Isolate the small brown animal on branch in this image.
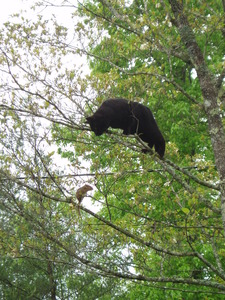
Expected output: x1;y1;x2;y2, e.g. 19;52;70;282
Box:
76;184;93;215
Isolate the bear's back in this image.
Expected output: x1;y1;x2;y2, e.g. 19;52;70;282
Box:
100;98;130;112
99;98;131;129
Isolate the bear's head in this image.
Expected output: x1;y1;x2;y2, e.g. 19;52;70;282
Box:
86;114;109;136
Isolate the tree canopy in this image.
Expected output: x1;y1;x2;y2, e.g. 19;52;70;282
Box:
0;0;225;298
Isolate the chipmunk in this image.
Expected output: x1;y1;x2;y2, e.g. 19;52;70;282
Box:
76;184;93;215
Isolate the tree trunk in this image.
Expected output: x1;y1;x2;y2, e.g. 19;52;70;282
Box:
47;261;56;300
169;0;225;232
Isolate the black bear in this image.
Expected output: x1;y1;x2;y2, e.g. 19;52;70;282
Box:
86;98;165;157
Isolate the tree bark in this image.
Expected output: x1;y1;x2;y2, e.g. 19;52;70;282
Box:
47;261;56;300
168;0;225;232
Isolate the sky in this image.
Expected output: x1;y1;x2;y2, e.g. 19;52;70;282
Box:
0;0;79;39
0;0;27;24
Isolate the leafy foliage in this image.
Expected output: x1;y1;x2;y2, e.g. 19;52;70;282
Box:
0;0;224;298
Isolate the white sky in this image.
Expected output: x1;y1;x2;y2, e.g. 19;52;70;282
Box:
0;0;72;23
0;0;27;24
